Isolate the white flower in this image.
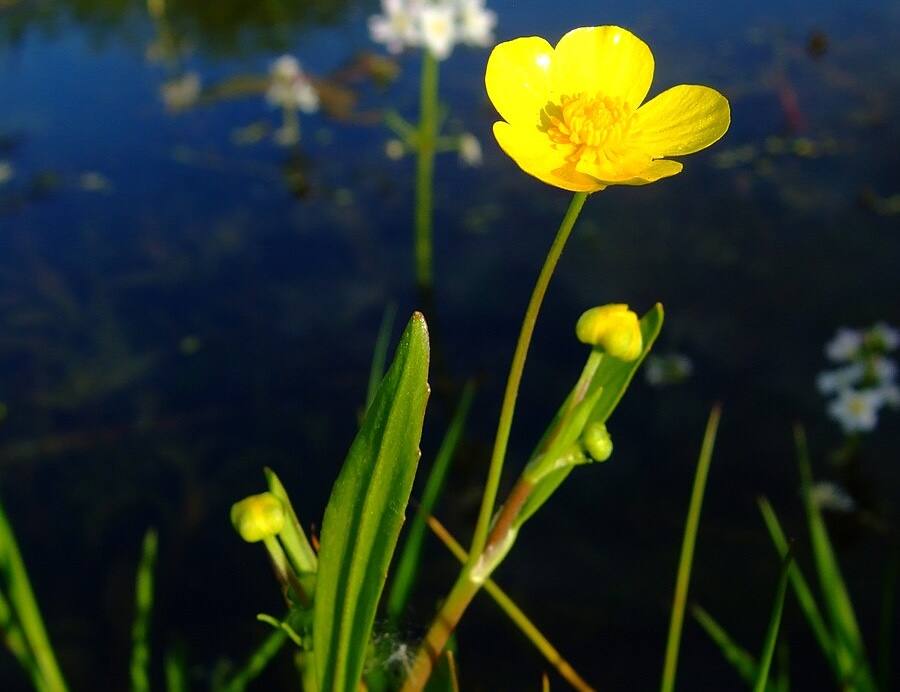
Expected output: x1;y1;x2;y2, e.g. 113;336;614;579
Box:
458;133;482;166
809;481;856;513
825;327;863;362
160;72;201;112
457;0;496;47
872;356;898;386
266;55;319;113
867;322;900;353
369;0;423;54
876;382;900;408
0;161;13;185
420;4;457;60
816;362;864;395
827;388;883;433
385;139;406;160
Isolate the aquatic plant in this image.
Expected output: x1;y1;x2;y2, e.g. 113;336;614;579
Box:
369;0;497;292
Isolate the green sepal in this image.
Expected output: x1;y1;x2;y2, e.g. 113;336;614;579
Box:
313;312;431;692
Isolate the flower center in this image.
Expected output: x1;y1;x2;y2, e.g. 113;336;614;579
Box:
545;93;637;165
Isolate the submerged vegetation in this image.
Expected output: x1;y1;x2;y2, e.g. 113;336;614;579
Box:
1;0;899;690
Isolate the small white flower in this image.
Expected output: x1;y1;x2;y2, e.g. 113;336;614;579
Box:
827;388;882;433
816;362;864;395
420;4;457;60
809;481;856;513
369;0;423;54
0;161;13;185
457;133;482;166
266;55;319;113
456;0;496;47
871;355;898;386
825;327;863;362
876;382;900;408
160;72;201;112
385;139;406;160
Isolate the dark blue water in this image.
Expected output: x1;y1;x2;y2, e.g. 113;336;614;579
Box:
2;0;899;689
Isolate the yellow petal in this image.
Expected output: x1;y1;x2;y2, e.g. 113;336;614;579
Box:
553;26;654;107
493;122;604;192
613;159;684;186
632;85;731;156
485;36;555;128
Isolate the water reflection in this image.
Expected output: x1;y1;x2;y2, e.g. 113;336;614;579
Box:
1;0;899;689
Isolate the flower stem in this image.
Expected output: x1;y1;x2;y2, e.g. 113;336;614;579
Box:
414;51;439;293
469;191;588;560
399;191;589;691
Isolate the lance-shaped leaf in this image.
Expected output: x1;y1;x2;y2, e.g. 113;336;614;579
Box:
314;312;430;692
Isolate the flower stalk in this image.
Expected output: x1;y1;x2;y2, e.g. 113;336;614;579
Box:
414;50;440;293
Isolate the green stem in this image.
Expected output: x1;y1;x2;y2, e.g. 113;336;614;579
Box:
400;191;589;692
414;51;439;293
468;191;588;561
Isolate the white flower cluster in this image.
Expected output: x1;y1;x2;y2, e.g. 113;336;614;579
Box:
369;0;497;61
816;322;900;434
266;55;319;113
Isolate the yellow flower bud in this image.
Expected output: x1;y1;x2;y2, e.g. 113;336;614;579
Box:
231;493;285;543
576;304;643;361
582;422;613;462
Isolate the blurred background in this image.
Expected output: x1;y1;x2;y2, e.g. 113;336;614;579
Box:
1;0;898;689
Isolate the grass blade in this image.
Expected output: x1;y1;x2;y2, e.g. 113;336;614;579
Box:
757;496;836;673
794;425;875;690
0;494;69;692
660;404;720;692
130;529;158;692
752;548;793;692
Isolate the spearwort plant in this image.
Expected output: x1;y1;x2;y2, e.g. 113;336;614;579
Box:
0;21;735;692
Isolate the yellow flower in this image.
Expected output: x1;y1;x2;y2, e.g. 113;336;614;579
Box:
576;303;643;361
485;26;731;192
231;492;286;543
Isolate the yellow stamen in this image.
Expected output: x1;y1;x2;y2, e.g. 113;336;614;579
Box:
545;93;637;166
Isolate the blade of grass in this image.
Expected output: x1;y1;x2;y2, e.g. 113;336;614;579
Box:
130;529;158;692
757;496;836;673
877;545;898;692
752;547;794;692
691;604;765;688
365;303;398;413
794;425;875;690
217;628;290;692
164;643;189;692
421;505;595;692
387;379;475;621
660;404;721;692
0;495;69;692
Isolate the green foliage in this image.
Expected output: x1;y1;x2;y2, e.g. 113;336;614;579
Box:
313;312;431;692
515;303;664;529
0;494;69;692
660;405;720;692
130;529;158;692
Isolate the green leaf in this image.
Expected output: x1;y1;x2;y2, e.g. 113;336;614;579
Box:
794;426;876;691
514;303;664;528
757;496;836;674
691;604;772;692
753;549;793;692
314;312;431;692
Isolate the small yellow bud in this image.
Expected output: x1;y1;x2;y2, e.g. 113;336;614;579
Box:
582;422;613;462
576;304;643;361
231;493;285;543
